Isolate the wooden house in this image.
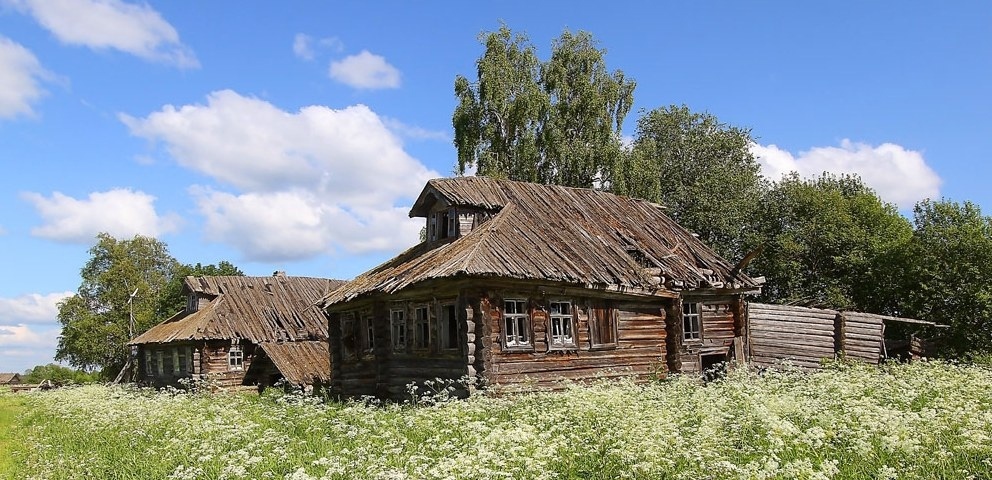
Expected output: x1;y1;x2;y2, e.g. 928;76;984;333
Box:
0;373;21;385
130;273;344;389
321;177;762;400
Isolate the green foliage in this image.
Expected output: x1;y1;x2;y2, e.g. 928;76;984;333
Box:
21;364;98;384
55;233;181;377
751;173;913;311
5;362;992;479
155;260;244;319
453;24;634;188
900;199;992;355
616;105;766;261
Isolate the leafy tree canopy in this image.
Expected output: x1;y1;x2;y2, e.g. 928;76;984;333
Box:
900;199;992;356
453;24;634;188
22;363;99;384
750;173;913;311
616;105;765;261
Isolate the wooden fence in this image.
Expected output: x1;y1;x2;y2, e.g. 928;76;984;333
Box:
747;304;913;369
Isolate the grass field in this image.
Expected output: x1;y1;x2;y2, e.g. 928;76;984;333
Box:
2;360;991;479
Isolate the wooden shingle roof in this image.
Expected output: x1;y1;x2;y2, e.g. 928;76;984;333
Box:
324;177;758;306
257;341;330;386
131;275;344;345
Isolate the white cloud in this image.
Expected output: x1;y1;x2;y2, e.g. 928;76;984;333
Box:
329;50;400;89
293;33;342;61
0;292;73;325
751;139;941;208
383;117;449;142
0;36;50;118
0;323;57;347
121;90;437;261
293;33;315;60
23;188;182;242
5;0;198;68
193;188;422;261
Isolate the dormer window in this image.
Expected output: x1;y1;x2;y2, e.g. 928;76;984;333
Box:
447;209;457;237
439;210;450;239
186;294;198;313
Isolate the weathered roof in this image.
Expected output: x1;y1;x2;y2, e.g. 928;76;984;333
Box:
131;275;344;345
325;177;758;306
0;373;21;384
257;341;330;386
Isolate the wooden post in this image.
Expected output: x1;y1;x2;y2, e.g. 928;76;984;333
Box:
834;312;847;359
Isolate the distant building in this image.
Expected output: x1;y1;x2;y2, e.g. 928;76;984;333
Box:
130;273;344;390
0;373;22;385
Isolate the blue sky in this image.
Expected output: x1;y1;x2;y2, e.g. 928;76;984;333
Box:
0;1;989;373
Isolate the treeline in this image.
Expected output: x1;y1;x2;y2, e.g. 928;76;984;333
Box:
453;25;992;357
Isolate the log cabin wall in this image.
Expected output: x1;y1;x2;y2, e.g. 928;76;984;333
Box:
200;340;255;388
477;288;670;393
328;297;469;400
136;342;197;387
674;295;744;375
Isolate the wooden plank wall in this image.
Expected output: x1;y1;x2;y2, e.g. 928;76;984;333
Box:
839;312;883;363
486;301;667;392
748;303;838;369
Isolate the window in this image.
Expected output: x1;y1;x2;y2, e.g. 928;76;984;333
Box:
440;304;459;350
156;350;164;376
173;348;189;375
439;211;450;239
229;344;244;371
682;302;702;341
503;299;531;349
340;313;356;359
447;209;457;237
428;216;437;242
590;305;618;348
549;301;576;349
414;306;430;349
186;294;198;313
391;309;406;353
145;350;153;375
363;316;375;354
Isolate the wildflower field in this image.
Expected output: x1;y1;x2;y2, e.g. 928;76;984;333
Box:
2;361;991;480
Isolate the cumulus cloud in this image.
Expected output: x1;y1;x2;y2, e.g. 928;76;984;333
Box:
329;50;400;89
0;292;73;325
751;139;941;208
121;90;437;261
5;0;198;68
0;323;58;347
23;188;182;242
0;36;51;119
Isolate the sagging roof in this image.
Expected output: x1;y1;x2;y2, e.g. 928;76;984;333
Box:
131;275;344;345
257;341;330;386
0;373;21;384
324;177;759;306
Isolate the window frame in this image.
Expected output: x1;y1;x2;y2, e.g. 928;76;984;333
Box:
156;350;165;376
682;301;702;343
439;303;459;351
548;300;577;350
362;315;376;355
502;299;533;351
390;309;407;353
186;294;198;313
413;305;430;350
590;305;619;350
144;350;154;376
228;344;244;371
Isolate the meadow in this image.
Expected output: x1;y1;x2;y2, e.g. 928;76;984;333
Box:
2;360;991;480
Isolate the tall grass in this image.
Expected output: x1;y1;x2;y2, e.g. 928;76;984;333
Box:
3;360;992;479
